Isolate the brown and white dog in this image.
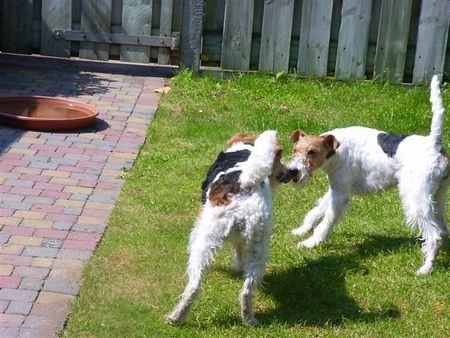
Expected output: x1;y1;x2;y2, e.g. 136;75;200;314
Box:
167;130;292;326
287;75;449;275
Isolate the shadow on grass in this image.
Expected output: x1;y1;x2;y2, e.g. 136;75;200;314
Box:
257;235;417;327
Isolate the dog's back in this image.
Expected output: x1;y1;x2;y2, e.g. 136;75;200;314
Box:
201;130;279;207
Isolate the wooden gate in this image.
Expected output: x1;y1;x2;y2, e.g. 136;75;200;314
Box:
0;0;182;65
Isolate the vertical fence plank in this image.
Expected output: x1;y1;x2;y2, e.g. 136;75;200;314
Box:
335;0;372;80
258;0;295;73
221;0;254;71
158;0;173;64
180;0;204;72
297;0;334;77
41;0;71;57
1;0;33;53
412;0;450;84
79;0;112;61
373;0;413;83
120;0;152;63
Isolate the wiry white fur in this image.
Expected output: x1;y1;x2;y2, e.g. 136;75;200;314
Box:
430;75;444;144
240;130;277;188
289;76;449;275
167;130;279;326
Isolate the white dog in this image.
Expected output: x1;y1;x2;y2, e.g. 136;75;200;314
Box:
167;130;291;326
287;75;449;275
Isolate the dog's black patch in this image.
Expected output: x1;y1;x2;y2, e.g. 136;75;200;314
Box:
377;133;408;158
201;149;251;204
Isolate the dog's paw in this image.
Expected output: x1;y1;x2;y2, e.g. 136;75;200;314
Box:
166;311;185;325
242;316;259;327
416;264;433;276
292;226;310;236
297;237;321;248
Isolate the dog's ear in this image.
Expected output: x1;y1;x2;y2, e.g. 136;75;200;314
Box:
290;129;306;143
322;134;340;159
322;134;340;150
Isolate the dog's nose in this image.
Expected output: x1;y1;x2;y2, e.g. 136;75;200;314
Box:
277;168;300;183
289;168;299;175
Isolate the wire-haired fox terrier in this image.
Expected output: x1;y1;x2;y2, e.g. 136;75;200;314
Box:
287;75;449;275
167;130;292;326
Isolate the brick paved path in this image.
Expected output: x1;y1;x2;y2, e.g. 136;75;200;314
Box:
0;56;167;337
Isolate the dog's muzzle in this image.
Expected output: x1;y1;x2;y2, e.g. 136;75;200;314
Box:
276;168;300;183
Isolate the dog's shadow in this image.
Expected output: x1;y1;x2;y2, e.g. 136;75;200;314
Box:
209;234;450;328
256;235;417;327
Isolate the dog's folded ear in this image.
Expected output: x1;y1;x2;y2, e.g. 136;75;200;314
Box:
322;134;340;150
322;134;340;159
290;129;306;143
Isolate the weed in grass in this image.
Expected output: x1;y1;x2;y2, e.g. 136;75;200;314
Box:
63;71;449;337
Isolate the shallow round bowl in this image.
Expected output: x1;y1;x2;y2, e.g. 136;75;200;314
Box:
0;96;99;131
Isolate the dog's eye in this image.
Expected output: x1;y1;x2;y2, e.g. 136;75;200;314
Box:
307;150;316;156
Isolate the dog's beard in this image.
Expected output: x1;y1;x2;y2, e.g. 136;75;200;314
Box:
287;160;310;189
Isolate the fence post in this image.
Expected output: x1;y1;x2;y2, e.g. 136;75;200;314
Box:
180;0;205;73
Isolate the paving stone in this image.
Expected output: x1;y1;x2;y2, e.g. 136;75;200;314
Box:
0;276;22;289
0;264;14;276
43;277;79;296
6;301;33;315
19;277;44;291
0;313;24;328
22;246;59;258
0;289;38;302
0;327;20;337
72;223;106;234
52;222;74;231
0;255;33;267
41;239;62;249
9;236;43;247
0;233;11;244
57;248;92;261
1;226;34;236
31;258;53;269
0;244;24;255
0;300;9;312
33;229;67;240
13;267;50;279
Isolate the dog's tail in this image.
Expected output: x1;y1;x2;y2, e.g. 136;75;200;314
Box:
239;130;278;188
429;75;445;145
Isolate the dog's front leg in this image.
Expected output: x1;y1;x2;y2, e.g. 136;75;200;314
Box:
298;190;349;248
292;189;332;236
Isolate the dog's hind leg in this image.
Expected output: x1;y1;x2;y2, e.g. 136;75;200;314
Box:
239;219;271;326
167;215;229;324
292;189;332;236
435;177;449;235
399;176;447;275
298;189;350;248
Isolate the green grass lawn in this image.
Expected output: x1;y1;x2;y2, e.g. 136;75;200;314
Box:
63;72;450;337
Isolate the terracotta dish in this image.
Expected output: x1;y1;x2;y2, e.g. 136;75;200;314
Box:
0;96;98;131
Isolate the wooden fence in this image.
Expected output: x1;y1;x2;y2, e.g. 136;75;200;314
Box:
202;0;450;84
0;0;449;84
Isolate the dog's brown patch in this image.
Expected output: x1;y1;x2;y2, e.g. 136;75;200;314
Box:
290;129;340;174
209;171;241;206
227;133;257;146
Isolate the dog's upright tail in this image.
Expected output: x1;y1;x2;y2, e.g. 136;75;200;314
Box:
429;75;445;145
239;130;278;188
